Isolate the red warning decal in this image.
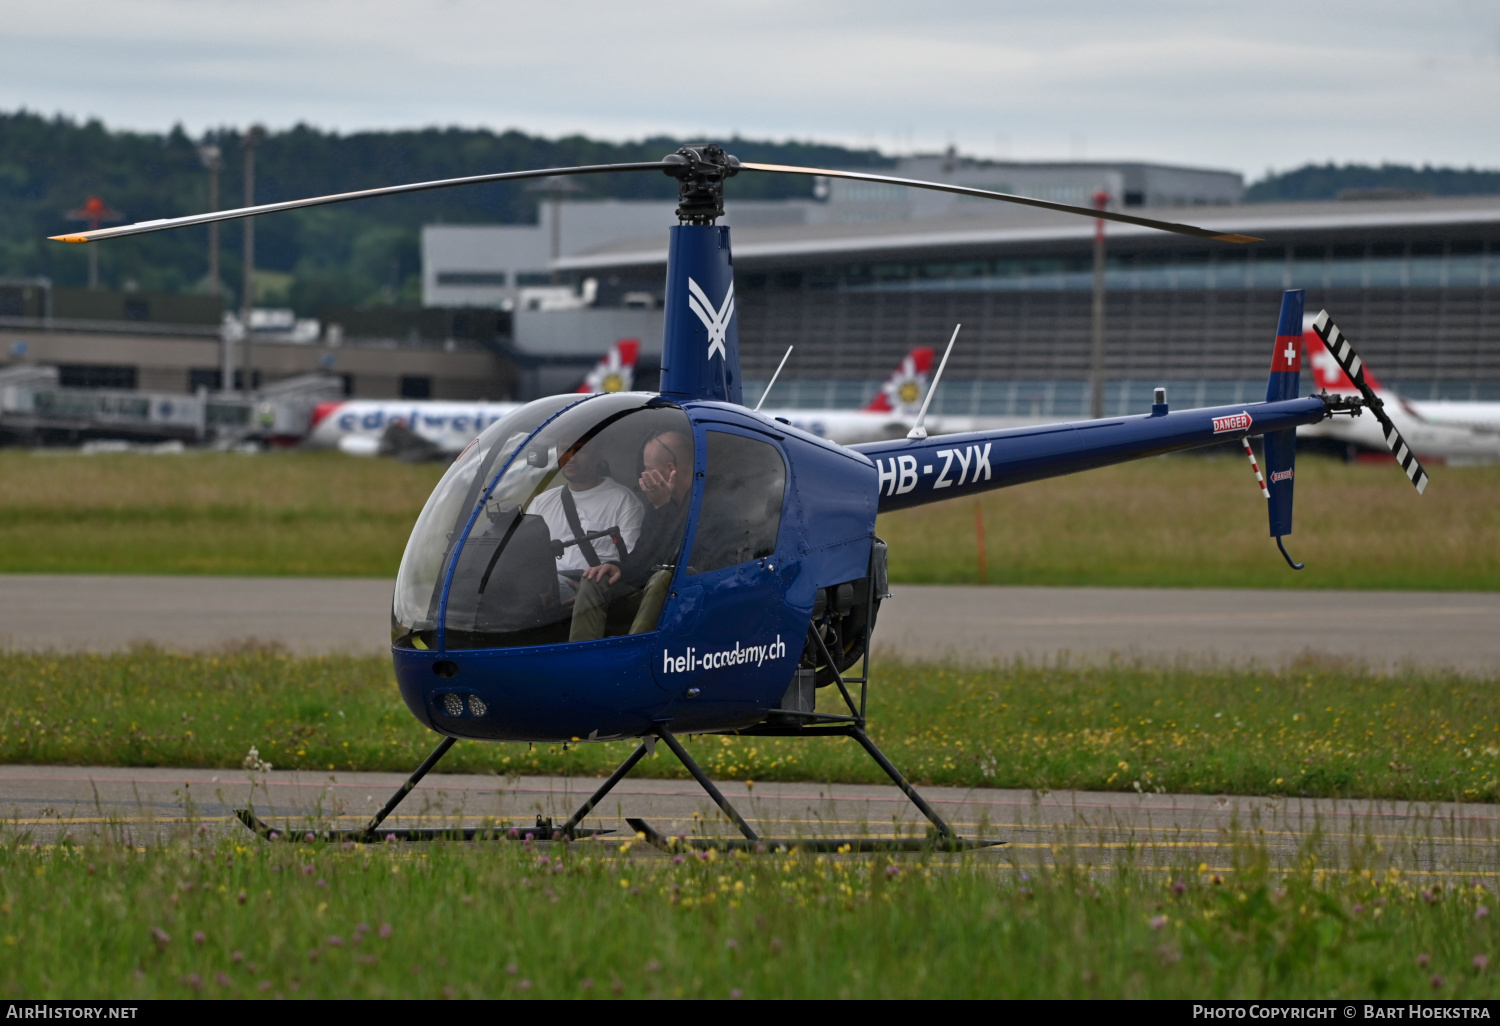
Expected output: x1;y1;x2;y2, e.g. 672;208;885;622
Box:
1269;468;1293;483
1212;411;1254;434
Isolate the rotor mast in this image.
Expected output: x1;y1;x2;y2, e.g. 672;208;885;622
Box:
658;145;745;405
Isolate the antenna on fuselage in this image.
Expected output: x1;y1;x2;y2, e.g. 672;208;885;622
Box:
906;324;960;440
753;345;794;412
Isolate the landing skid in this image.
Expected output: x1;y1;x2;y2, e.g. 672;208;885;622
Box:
233;720;992;849
233;808;612;844
626;818;997;853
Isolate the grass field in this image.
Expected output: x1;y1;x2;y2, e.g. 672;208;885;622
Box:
881;454;1500;590
3;823;1497;998
0;448;1494;588
5;650;1498;803
0;450;442;577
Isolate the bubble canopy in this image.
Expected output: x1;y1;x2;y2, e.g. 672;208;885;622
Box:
392;392;694;652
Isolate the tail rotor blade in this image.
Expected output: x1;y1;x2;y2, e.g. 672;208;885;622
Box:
1310;310;1430;494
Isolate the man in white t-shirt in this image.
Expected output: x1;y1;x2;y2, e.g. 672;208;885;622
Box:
528;440;644;604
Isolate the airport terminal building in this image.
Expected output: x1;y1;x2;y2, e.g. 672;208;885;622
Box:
553;193;1500;416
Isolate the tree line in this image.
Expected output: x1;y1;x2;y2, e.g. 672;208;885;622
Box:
3;109;1495;314
0;111;887;313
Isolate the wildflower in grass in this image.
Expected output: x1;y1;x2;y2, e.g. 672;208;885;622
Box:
517;979;532;991
726;938;739;950
192;930;205;945
1149;915;1168;930
645;959;662;973
1478;906;1490;920
232;951;244;964
1418;953;1431;967
236;890;246;904
151;927;170;949
302;865;314;876
730;988;743;999
1431;975;1444;990
579;977;593;990
215;972;232;988
1476;955;1491;971
506;963;518;975
328;935;344;947
378;923;392;939
1171;880;1186;896
182;973;201;990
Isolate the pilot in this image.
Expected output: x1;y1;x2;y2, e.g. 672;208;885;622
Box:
529;438;643;604
569;429;692;641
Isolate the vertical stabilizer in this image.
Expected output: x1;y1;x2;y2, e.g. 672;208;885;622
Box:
865;348;936;416
1264;289;1304;543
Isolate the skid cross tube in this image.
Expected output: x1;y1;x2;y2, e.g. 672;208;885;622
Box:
556;738;653;838
362;735;456;837
656;726;759;840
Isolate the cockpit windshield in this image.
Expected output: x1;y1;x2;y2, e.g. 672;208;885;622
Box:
392;393;693;651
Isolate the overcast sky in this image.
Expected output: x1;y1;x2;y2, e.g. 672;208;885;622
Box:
3;0;1497;179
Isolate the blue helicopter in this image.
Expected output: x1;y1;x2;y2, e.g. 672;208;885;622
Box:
54;146;1425;850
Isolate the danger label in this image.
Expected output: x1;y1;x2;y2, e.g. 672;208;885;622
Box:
1212;411;1253;434
1269;469;1293;483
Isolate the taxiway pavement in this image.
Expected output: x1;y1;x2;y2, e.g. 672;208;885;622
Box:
5;764;1496;875
0;574;1495;672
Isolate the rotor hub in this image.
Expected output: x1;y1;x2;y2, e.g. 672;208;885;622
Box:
662;145;741;225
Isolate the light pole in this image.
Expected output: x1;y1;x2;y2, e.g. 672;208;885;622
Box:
1088;189;1109;420
198;144;222;294
240;125;265;397
66;197;121;291
526;177;582;285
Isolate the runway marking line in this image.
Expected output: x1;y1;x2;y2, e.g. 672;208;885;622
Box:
11;814;1498;851
10;840;1500;880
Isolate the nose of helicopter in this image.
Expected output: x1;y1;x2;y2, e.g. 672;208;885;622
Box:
392;637;676;743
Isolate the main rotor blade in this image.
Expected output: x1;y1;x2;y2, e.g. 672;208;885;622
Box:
50;161;676;243
739;163;1263;244
1310;309;1429;494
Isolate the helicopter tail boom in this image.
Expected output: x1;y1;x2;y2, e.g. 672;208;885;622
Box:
852;394;1329;514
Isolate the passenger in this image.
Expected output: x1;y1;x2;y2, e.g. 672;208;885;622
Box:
529;439;643;605
569;429;693;641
